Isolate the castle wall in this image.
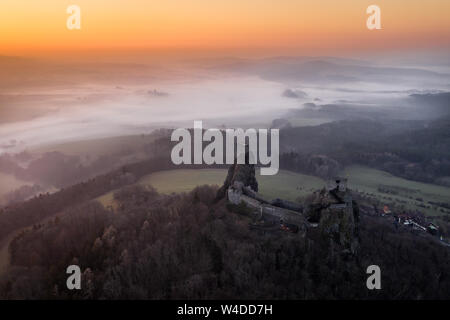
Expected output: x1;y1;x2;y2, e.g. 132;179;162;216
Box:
228;188;306;226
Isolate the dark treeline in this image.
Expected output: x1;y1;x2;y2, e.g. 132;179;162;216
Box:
280;117;450;185
0;150;229;244
143;118;450;186
0;157;175;243
0;150;125;189
1;115;448;202
0;130;172;200
0;185;448;299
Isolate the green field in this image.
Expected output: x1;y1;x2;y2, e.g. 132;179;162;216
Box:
139;169;325;202
138;169;226;194
97;166;450;217
97;169;326;207
341;166;450;216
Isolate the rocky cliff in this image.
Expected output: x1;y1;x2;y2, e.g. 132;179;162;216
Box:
217;161;360;257
216;161;258;201
304;185;360;257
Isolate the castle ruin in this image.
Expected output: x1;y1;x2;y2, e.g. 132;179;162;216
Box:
216;161;360;255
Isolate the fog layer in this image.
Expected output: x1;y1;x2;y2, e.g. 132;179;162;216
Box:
1;54;449;153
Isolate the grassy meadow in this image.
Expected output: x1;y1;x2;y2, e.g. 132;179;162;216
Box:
97;166;450;217
97;169;326;207
341;166;450;216
139;169;325;201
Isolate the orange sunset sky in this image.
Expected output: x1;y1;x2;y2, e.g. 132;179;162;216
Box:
0;0;449;56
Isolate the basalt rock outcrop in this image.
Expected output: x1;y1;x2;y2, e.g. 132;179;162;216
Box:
215;160;258;201
304;178;360;257
217;161;360;256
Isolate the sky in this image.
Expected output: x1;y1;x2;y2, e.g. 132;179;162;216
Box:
0;0;449;155
1;0;450;56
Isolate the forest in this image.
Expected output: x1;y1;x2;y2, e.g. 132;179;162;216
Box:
0;184;448;299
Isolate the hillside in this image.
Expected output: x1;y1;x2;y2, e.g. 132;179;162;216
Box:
1;184;449;299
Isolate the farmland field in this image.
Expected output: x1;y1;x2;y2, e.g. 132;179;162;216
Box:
97;169;326;207
98;166;450;217
138;169;325;202
341;165;450;216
